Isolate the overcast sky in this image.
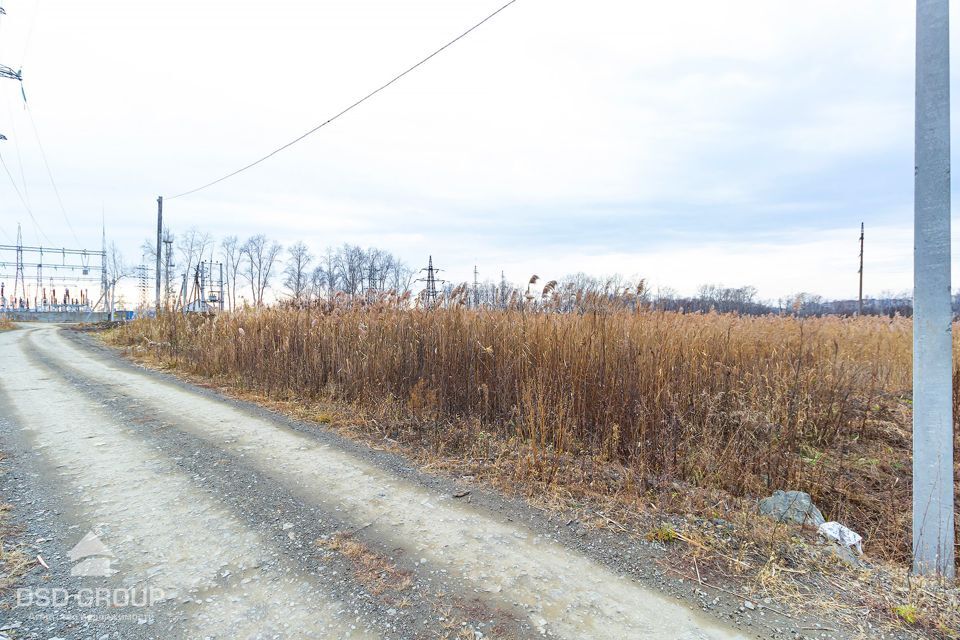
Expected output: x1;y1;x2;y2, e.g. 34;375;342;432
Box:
0;0;954;300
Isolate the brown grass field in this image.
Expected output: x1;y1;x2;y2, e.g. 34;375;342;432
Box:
106;306;960;635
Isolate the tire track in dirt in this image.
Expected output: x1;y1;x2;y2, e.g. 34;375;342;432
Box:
0;326;381;639
33;325;749;640
20;327;528;639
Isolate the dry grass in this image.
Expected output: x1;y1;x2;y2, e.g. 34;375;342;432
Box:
0;317;16;332
106;306;960;636
0;530;32;593
317;532;412;596
106;307;956;563
0;453;34;596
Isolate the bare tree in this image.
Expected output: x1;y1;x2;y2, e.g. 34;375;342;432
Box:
306;244;412;300
140;238;156;264
177;227;212;305
283;241;314;304
316;247;341;297
220;235;243;311
340;244;365;297
106;242;132;319
389;262;416;296
241;234;282;306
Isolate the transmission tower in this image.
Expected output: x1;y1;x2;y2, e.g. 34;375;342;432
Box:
12;224;25;304
200;259;224;310
34;260;41;307
473;265;480;308
417;256;445;309
137;263;148;308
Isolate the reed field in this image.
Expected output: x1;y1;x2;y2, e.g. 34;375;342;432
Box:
107;306;959;573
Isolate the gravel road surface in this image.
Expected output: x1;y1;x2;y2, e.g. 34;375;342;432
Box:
0;324;752;640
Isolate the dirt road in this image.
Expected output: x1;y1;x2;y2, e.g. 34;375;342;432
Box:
0;324;751;639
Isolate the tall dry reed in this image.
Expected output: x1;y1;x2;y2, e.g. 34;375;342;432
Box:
108;307;957;566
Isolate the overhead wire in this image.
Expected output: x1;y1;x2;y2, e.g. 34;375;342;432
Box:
2;0;34;235
0;147;51;245
5;99;31;208
0;1;80;247
167;0;520;200
26;105;81;245
0;3;11;245
2;123;46;245
17;0;37;70
2;74;46;244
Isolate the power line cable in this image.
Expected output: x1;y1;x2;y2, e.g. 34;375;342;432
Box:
0;147;51;244
26;105;81;245
18;0;38;70
1;3;79;247
5;99;32;211
167;0;519;200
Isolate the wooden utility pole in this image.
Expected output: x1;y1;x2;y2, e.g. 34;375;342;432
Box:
913;0;955;579
155;196;162;313
858;222;864;316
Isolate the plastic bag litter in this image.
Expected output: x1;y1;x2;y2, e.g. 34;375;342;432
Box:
818;521;863;555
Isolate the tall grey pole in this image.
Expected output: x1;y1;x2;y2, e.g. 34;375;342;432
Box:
155;196;163;314
913;0;955;579
163;238;173;309
858;222;864;316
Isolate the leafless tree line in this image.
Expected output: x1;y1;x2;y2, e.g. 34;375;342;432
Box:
135;230;921;317
142;229;414;310
432;272;921;318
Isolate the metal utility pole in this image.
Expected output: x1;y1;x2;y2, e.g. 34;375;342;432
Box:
473;265;480;308
155;196;162;313
102;221;113;320
199;261;205;306
163;235;173;309
858;222;864;316
181;272;187;314
913;0;955;579
500;270;507;309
